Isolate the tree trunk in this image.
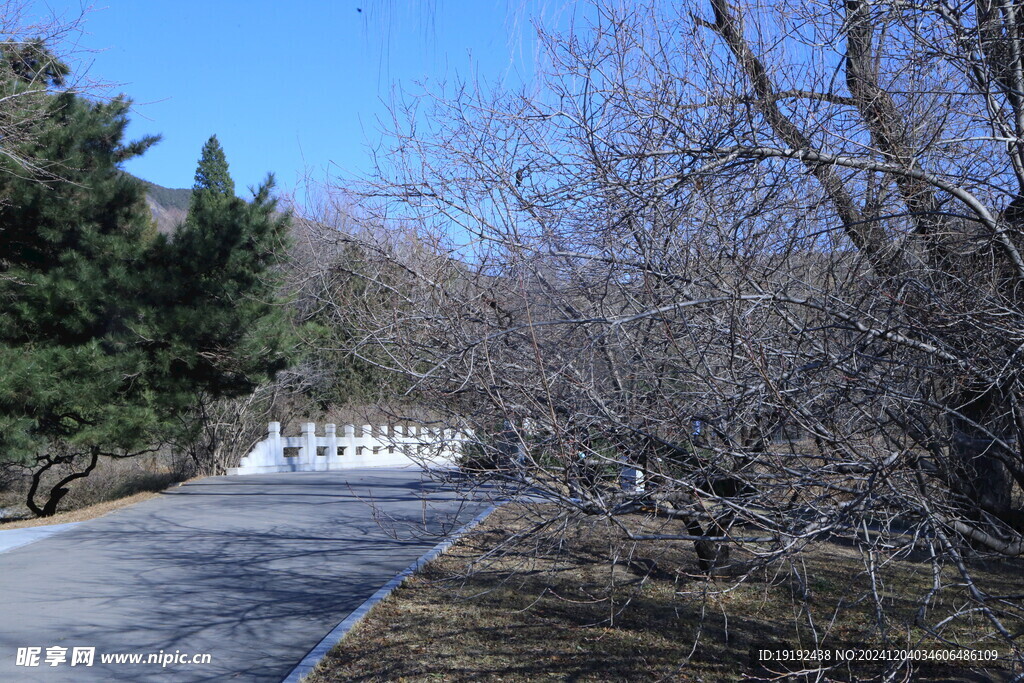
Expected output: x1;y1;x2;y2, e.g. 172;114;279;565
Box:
687;519;731;575
947;389;1021;533
27;448;100;518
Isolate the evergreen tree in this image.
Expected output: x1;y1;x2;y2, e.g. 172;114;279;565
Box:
0;58;294;511
0;38;69;88
152;137;294;473
0;45;164;516
191;134;234;198
298;240;410;410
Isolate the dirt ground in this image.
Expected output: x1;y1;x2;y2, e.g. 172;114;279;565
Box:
304;503;1022;682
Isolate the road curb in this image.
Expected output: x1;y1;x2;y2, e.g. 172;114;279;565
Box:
282;503;499;683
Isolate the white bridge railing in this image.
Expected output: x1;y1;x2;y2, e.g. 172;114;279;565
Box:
226;422;472;475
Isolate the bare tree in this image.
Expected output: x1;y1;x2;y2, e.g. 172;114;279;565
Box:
176;368;319;477
0;1;92;182
315;0;1024;670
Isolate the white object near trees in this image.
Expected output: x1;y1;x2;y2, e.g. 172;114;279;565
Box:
619;466;645;493
226;422;471;475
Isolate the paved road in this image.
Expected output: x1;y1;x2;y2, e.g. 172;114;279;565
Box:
0;469;486;682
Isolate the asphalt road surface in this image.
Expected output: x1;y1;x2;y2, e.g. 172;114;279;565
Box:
0;468;486;682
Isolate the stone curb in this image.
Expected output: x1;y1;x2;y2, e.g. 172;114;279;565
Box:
282;503;499;683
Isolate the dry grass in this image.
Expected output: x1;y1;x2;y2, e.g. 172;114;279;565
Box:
0;450;188;522
305;504;1023;682
0;490;165;529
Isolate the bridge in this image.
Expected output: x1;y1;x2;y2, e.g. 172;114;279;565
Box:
227;422;472;475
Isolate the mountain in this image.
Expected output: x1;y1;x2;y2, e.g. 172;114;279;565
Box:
140;178;295;236
139;179;191;235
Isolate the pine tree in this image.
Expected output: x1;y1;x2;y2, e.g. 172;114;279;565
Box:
0;48;296;510
0;42;300;510
151;138;294;473
0;45;165;516
0;38;70;87
191;134;234;199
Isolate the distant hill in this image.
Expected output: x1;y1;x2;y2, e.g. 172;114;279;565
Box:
139;179;191;235
139;177;294;237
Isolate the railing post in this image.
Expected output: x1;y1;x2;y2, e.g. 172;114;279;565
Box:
343;424;356;458
269;422;282;466
361;425;372;457
393;425;405;457
325;423;337;469
301;422;317;468
408;425;419;456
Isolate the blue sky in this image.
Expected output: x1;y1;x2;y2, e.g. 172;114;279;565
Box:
33;1;550;200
